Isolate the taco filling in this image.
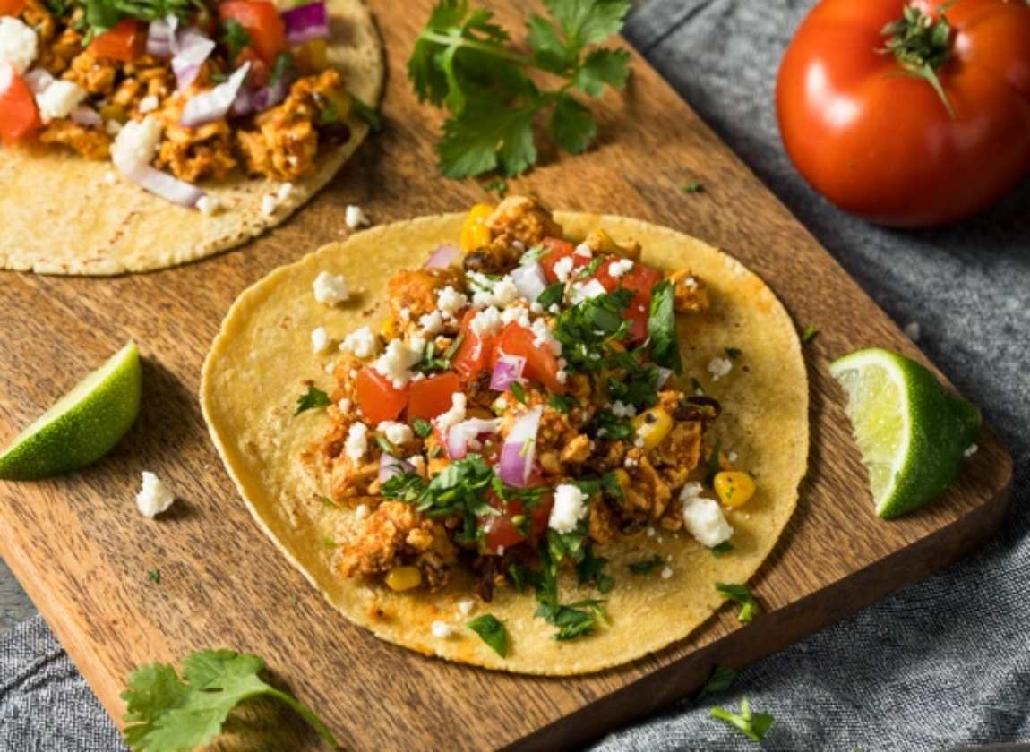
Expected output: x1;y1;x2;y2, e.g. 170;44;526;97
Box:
309;197;756;641
0;0;358;210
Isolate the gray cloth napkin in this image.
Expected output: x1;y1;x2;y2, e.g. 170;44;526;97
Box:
2;1;1028;750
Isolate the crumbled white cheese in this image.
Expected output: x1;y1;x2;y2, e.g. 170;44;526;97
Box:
707;356;733;381
610;401;636;418
904;321;922;341
530;318;561;355
277;183;294;203
354;503;368;520
111;116;162;170
196;195;220;216
418;310;444;336
105;119;122;135
436;286;468;318
0;18;38;74
500;305;531;329
260;194;278;217
377;421;413;446
552;256;575;283
138;95;159;114
345;422;368;461
457;599;474;616
103;170;117;185
431;620;453;639
311;326;331;354
345;204;370;228
372;336;424;388
549;483;589;533
471;274;520;309
964;443;978;458
680;482;733;547
313;271;349;306
35;80;87;123
569;278;607;305
135;471;177;519
435;392;467;434
660;566;674;579
470;306;503;339
574;243;592;258
338;398;351;413
608;258;634;278
339;325;376;359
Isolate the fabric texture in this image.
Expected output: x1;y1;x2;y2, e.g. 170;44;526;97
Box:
0;0;1027;749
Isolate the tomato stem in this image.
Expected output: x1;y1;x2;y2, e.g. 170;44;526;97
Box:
881;4;956;118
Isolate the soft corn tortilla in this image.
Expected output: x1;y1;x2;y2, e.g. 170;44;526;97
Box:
0;0;382;276
200;211;809;674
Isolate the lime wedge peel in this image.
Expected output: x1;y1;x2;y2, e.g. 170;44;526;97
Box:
829;347;981;519
0;341;142;480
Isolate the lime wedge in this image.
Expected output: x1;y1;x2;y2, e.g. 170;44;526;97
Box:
0;341;142;480
829;348;980;519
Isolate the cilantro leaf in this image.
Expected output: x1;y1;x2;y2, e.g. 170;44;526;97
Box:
438;97;539;178
467;613;509;656
412;418;433;438
716;582;760;623
699;665;737;698
576;545;614;593
146;568;160;584
683;181;705;194
295;385;332;415
550;93;597;155
527;14;572;74
711;541;735;557
628;555;664;575
710;697;774;742
574;47;631;96
545;0;631;46
122;650;336;752
801;325;819;344
221;19;251;63
537;281;565;308
592;409;633;440
348;94;384;132
648;279;682;373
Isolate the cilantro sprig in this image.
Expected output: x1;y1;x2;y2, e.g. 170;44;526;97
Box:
121;650;337;752
467;613;509;657
295;385;332;415
716;582;760;623
408;0;632;178
710;697;774;742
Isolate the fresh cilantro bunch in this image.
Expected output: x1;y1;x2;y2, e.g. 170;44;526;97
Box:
408;0;632;178
121;650;337;752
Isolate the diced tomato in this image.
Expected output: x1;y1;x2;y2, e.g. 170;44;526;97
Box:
451;310;496;383
219;1;286;64
482;490;553;553
594;259;664;342
354;367;409;424
88;19;143;62
0;64;39;146
538;237;592;283
407;371;460;421
493;323;564;394
0;0;26;14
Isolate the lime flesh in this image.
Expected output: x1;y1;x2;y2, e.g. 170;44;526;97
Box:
829;348;980;519
0;341;142;480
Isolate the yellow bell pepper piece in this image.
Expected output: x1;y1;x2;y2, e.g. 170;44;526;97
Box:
293;39;329;74
385;566;422;592
714;471;756;508
460;203;494;252
631;407;674;451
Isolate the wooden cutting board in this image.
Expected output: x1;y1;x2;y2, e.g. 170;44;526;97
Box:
0;1;1012;749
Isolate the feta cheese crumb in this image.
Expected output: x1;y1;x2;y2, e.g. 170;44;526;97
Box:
312;271;349;305
377;421;413;446
418;310;444;336
549;483;589;533
138;94;159;114
610;401;636;418
0;18;39;74
435;392;467;434
135;471;177;519
470;306;503;339
904;321;922;341
608;258;634;278
680;482;734;547
552;256;575;283
345;204;370;228
260;194;278;217
707;356;733;381
569;278;607;305
431;620;453;639
277;183;294;203
35;80;87;123
660;566;674;579
338;398;351;413
964;443;978;458
111;116;162;171
345;422;368;461
372;336;424;388
311;326;331;354
436;286;468;317
354;503;368;520
574;243;592;258
196;195;220;216
340;325;376;358
457;599;475;616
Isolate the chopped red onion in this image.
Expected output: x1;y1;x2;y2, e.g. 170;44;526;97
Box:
490;354;526;392
117;160;205;208
498;407;541;487
171;28;215;91
70;106;102;126
146;17;177;58
424;243;460;269
510;262;548;303
378;453;414;483
446;418;500;459
181;63;250;127
283;1;330;46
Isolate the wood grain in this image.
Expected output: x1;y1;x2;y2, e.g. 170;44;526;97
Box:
0;1;1012;749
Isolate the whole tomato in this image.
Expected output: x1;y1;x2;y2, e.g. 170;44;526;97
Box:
776;0;1030;227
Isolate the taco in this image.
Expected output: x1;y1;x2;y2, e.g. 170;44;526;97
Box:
201;196;809;674
0;0;382;275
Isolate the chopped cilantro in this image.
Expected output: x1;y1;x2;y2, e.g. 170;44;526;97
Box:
704;441;722;485
121;650;337;752
373;434;398;457
628;555;664;575
648;279;682;373
380;472;428;502
412;418;433;438
146;568;160;584
802;325;819;344
699;665;737;698
716;583;760;623
683;181;705;194
221;18;251;63
348;94;384;132
549;394;576;413
520;245;547;265
295;385;332;415
710;697;773;742
536;281;564;308
576;546;614;593
408;0;631;178
574;255;603;280
467;614;509;657
269;53;293;90
413;336;464;374
592;409;633;440
724;346;742;360
553;288;633;371
318;99;340;125
539;598;607;640
509;380;527;404
711;541;734;557
483;177;510;197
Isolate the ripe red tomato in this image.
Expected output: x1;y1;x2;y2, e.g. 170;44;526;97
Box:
354;367;409;424
407;371;460;421
0;64;40;146
493;322;565;394
88;19;143;62
0;0;26;14
219;1;286;65
539;237;591;283
451;310;495;383
776;0;1030;227
482;491;553;553
594;259;663;342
